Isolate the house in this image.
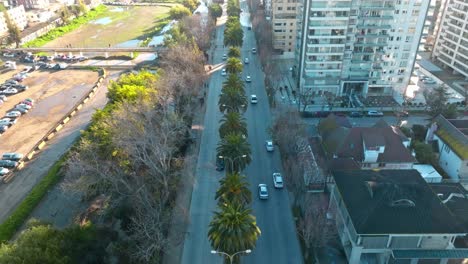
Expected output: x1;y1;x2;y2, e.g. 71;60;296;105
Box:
425;115;468;184
319;115;416;170
329;170;468;264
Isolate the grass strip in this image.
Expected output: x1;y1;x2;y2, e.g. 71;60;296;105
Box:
0;157;66;242
23;5;108;47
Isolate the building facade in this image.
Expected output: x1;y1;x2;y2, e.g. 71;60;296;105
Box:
0;5;27;36
7;0;50;10
420;0;448;52
295;0;430;99
432;0;468;78
271;0;300;57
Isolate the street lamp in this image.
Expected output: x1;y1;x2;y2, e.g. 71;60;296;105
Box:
211;249;252;264
219;154;247;172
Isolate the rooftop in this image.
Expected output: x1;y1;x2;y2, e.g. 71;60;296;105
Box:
434;115;468;160
429;183;468;228
333;170;466;235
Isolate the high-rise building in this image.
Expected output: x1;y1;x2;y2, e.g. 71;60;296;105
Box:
432;0;468;78
420;0;448;52
271;0;300;57
295;0;430;99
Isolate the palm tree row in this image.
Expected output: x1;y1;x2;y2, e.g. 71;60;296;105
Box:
208;15;260;263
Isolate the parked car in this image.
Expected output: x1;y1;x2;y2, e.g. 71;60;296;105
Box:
258;184;269;200
0;120;14;127
244;58;249;64
2;88;18;94
0;125;8;133
0;118;16;125
250;94;258;104
24;98;34;104
14;106;28;114
21;100;33;106
0;167;9;175
272;173;284;188
16;103;31;110
0;95;6;101
2;153;23;161
367;110;384;117
245;76;252;82
349;111;363;117
0;160;18;168
15;85;28;92
3;53;14;58
5;80;18;85
5;111;21;118
265;140;274;152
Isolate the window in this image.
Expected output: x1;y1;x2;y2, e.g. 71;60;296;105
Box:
406;36;412;42
379;163;386;167
277;7;282;10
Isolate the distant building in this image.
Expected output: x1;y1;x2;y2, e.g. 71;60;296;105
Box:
7;0;49;10
0;5;27;36
420;0;448;52
426;115;468;184
295;0;430;99
432;0;468;78
319;115;416;170
271;0;299;57
329;169;468;264
26;9;53;23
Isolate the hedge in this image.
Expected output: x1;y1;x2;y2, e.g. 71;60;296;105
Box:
0;157;66;242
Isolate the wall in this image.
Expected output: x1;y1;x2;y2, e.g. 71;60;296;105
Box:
420;235;451;249
434;134;463;181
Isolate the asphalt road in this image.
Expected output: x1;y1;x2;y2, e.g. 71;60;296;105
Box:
181;2;303;263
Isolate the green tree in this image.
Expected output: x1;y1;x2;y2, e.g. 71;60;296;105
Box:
413;141;436;164
216;172;252;205
219;112;248;139
228;46;241;58
424;85;457;118
182;0;198;12
219;86;247;113
169;5;191;20
217;133;252;172
3;11;21;48
208;202;260;263
224;21;243;47
412;124;427;142
226;0;240;16
226;57;243;74
164;25;194;47
222;74;245;92
107;71;157;103
208;3;222;21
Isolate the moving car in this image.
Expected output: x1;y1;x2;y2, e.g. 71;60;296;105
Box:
0;160;18;168
215;156;225;171
395;110;409;117
222;54;227;60
250;94;258;104
245;76;251;82
221;68;227;76
272;173;284;188
2;153;23;161
265;140;274;152
244;58;249;64
0;167;9;175
252;48;257;54
349;111;363;118
366;110;384;117
258;184;269;200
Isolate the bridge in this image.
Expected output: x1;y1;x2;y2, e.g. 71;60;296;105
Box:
13;47;160;53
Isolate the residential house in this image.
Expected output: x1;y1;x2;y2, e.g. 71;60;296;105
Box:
319;115;416;170
426;115;468;185
329;169;468;264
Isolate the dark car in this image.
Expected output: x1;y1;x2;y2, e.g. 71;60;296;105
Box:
215;157;225;171
349;111;364;117
0;160;18;168
395;111;409;117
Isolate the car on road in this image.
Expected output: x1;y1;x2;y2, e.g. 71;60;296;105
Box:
272;173;284;188
250;94;258;104
252;48;257;54
222;54;227;60
5;111;21;118
215;156;225;171
244;58;249;64
221;68;227;76
0;167;9;175
265;140;274;152
349;111;363;117
245;75;251;82
2;153;23;161
366;110;384;117
0;160;18;168
395;110;409;117
2;88;18;94
258;184;269;200
422;78;436;84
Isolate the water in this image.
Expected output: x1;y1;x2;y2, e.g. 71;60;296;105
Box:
110;7;124;12
115;39;141;48
147;20;177;47
91;17;112;25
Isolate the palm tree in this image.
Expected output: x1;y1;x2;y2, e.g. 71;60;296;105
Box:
228;46;241;58
223;74;245;94
217;133;251;172
226;57;243;74
208;202;260;263
216;172;252;205
219;112;248;139
219;86;247;113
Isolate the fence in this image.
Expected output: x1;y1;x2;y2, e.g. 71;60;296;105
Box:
2;68;107;183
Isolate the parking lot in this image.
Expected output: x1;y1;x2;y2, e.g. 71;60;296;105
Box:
0;63;99;158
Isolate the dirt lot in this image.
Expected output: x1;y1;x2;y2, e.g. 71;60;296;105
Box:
0;65;99;156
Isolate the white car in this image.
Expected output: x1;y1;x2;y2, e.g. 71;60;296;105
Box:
0;120;14;127
221;68;227;76
265;140;274;152
245;76;252;82
0;118;16;124
0;167;9;175
422;78;436;84
16;103;31;110
244;58;249;64
272;173;284;188
2;88;18;94
222;54;227;60
5;111;21;118
250;94;258;104
258;184;269;200
366;110;384;117
14;106;28;114
3;53;14;58
252;48;257;54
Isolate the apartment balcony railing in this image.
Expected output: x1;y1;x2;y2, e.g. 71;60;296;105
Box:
356;24;391;29
359;15;393;20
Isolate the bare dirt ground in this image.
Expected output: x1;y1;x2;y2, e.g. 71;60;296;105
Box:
0;66;98;156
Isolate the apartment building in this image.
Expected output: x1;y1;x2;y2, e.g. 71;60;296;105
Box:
329;170;468;264
0;5;27;36
271;0;300;57
420;0;448;52
432;0;468;78
295;0;430;99
7;0;50;10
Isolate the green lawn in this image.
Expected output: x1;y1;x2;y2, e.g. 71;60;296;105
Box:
43;5;175;48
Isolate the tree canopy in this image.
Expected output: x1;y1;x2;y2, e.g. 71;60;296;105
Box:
424;85;458;118
169;5;191;20
208;4;222;20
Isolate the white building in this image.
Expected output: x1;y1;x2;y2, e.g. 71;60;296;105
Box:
295;0;430;99
0;5;27;36
7;0;50;10
271;0;300;57
420;0;448;52
26;9;53;23
426;115;468;185
432;0;468;78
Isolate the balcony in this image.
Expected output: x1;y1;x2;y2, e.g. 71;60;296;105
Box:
356;24;391;30
359;15;393;20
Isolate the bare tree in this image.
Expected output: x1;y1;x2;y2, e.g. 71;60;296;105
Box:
283;157;306;207
271;109;307;157
299;89;315;112
180;14;215;52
